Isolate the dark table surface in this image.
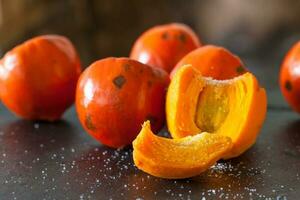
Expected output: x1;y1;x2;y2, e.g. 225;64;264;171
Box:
1;45;300;200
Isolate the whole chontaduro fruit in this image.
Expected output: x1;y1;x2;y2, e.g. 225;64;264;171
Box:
0;35;81;121
76;57;170;148
171;45;247;80
130;23;201;73
279;41;300;113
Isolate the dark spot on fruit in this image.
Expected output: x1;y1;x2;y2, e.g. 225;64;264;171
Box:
113;75;126;89
285;80;292;91
114;101;124;112
85;114;96;131
178;33;186;43
52;59;58;65
123;63;131;71
115;104;121;111
146;115;157;125
152;68;164;79
256;84;261;91
236;66;245;74
139;67;144;74
150;70;155;77
147;80;153;87
162;32;169;40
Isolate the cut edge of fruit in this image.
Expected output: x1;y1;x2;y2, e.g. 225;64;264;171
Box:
133;121;233;179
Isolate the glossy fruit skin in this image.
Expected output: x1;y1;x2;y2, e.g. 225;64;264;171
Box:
171;45;246;79
280;41;300;113
0;35;81;121
76;57;170;148
130;23;201;73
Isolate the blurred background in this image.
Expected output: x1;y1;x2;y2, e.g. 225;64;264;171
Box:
0;0;300;96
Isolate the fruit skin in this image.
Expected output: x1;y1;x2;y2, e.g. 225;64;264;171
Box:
166;65;267;158
171;45;246;79
0;35;81;121
133;121;232;179
76;57;169;148
130;23;201;73
279;41;300;113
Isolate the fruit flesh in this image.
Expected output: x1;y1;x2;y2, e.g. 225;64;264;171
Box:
166;65;204;138
167;66;267;158
133;121;232;179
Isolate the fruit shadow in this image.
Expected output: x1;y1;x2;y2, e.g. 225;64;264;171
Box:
279;119;300;156
123;150;265;199
66;143;261;199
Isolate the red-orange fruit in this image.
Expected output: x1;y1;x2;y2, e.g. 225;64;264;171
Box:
130;23;201;73
0;35;81;120
76;57;169;148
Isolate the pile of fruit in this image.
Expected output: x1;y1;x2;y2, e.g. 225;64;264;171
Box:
1;23;298;179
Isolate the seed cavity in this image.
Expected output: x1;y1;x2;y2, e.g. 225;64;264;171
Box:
113;75;126;89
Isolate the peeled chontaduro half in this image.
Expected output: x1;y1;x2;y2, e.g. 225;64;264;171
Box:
132;121;232;179
166;65;267;158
